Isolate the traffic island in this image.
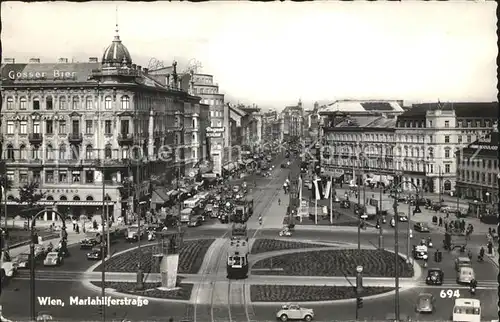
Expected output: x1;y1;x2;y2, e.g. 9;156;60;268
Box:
252;249;413;277
283;215;359;227
90;281;193;300
251;239;331;254
95;239;215;274
251;285;394;302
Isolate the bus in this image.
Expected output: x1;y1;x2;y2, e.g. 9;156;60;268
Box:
300;161;308;173
452;298;481;322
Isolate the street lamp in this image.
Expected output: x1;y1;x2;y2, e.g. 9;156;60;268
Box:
355;265;364;320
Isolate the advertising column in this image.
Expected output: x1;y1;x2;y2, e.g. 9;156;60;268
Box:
206;127;225;175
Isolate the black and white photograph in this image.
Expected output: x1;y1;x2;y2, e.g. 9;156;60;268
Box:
0;1;498;322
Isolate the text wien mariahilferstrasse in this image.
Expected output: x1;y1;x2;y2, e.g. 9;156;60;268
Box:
37;296;149;307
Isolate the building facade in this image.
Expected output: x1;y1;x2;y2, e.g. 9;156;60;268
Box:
1;29;208;221
322;115;397;184
281;100;304;142
456;131;499;213
394;102;497;194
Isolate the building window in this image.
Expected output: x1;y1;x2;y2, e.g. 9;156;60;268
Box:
59;97;66;110
444;120;449;128
19;121;27;134
428;120;432;127
467;135;471;143
121;148;129;159
20;97;27;110
33;121;40;134
33;98;40;110
20;171;28;184
72;97;79;110
485;120;490;128
444;135;450;143
57;171;67;183
45;170;54;183
120;120;129;135
85;145;93;159
6;145;15;160
444;148;450;158
72;171;81;183
121;96;130;110
467;121;471;127
32;146;41;159
85;120;93;134
6;171;14;182
105;96;112;110
458;135;462;144
85;170;94;183
427;148;434;159
105;144;112;159
33;171;41;184
71;145;79;160
59;144;66;160
59;120;66;134
105;120;112;135
6;97;14;110
86;97;93;110
7;121;14;134
46;96;53;110
46;120;53;134
444;164;451;173
46;144;54;160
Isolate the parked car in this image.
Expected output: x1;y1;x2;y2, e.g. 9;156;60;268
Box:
414;222;430;232
398;212;408;222
43;252;63;267
415;293;435;313
80;232;100;249
276;303;314;321
454;257;472;271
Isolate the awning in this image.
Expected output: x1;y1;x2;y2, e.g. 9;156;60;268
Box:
151;188;169;205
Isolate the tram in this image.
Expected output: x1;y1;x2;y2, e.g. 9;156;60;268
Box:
226;239;249;279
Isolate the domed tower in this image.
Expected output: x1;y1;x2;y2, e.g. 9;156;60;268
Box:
102;24;132;68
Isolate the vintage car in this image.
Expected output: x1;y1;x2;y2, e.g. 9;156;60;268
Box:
457;266;475;284
415;293;435;313
80;232;100;249
43;252;63;267
455;257;472;271
86;247;106;260
125;225;143;242
426;268;444;285
340;200;350;209
276;303;314;321
398;212;408;222
188;216;203;227
15;253;32;269
412;244;428;260
414;222;430;233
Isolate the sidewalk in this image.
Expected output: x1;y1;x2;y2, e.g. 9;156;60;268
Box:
8;228;83;258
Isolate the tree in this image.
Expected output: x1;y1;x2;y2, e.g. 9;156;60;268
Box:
0;174;14;222
118;178;135;201
15;181;46;229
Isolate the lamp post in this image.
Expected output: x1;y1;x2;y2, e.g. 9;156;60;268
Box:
355;265;363;320
30;209;66;321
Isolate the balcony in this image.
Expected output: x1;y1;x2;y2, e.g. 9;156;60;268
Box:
68;132;83;143
118;133;134;145
28;133;43;144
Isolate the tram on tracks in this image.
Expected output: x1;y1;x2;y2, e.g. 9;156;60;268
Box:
227;238;249;279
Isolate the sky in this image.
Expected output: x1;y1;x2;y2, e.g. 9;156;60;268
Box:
2;1;497;110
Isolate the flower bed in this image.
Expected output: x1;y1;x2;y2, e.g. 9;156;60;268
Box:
251;239;330;254
251;285;393;302
95;239;215;274
252;249;413;277
91;281;192;300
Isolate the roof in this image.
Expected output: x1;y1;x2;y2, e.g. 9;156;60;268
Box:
320;100;404;114
460;131;498;155
399;102;498;118
334;115;396;130
102;31;132;66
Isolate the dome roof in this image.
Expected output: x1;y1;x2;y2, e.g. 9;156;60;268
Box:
102;27;132;66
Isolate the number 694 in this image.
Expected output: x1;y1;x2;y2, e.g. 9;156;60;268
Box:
440;289;460;298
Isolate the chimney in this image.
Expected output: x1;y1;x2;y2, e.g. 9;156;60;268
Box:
58;58;69;63
29;58;41;63
3;58;15;63
143;68;148;74
89;57;98;63
131;64;137;70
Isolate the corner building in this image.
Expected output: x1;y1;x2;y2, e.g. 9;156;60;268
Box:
1;29;208;221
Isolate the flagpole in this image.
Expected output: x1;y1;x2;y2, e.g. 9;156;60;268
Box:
315;196;318;225
330;174;333;224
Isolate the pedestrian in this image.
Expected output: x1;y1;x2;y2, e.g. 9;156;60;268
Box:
444;222;448;231
438;217;443;227
76;224;80;234
72;218;76;231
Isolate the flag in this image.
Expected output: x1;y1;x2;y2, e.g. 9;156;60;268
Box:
324;179;332;199
298;175;303;201
313;176;322;200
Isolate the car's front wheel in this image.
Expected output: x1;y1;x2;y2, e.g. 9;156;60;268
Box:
280;314;288;321
304;315;313;321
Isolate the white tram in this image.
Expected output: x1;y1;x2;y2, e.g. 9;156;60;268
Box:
226;239;249;279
